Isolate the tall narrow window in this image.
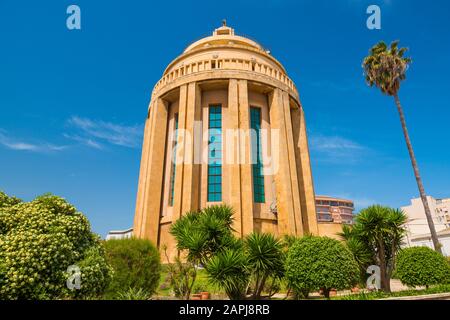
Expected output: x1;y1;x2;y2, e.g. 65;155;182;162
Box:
168;114;179;206
251;107;265;203
207;106;222;202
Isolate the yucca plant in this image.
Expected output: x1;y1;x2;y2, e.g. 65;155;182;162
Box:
115;287;151;300
169;205;237;299
205;247;250;300
245;233;284;299
363;41;441;254
339;225;374;285
170;205;236;266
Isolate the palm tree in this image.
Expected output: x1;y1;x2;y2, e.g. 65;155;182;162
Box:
351;205;407;292
363;41;442;254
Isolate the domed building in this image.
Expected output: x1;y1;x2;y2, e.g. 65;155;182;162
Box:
133;22;318;259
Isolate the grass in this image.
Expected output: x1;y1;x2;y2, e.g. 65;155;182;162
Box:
334;284;450;300
156;266;221;297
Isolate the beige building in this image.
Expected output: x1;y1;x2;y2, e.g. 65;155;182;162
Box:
315;196;354;240
402;196;450;256
405;228;450;257
402;196;450;235
105;228;133;241
133;23;318;259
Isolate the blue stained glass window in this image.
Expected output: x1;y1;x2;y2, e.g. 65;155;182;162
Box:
207;106;222;202
250;107;265;203
169;114;178;206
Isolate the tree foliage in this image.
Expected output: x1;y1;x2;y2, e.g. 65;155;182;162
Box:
170;205;236;266
169;205;237;299
285;236;359;299
171;205;285;300
396;247;450;288
205;247;250;300
341;205;407;292
103;238;161;299
245;232;284;299
363;40;411;96
0;191;112;299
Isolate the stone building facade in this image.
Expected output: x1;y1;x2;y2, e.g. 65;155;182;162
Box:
133;23;318;259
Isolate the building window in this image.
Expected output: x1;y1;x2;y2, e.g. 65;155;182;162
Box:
250;107;265;203
168;114;179;206
207;106;222;202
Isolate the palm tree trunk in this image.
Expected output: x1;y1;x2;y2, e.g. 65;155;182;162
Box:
394;94;442;254
377;238;390;292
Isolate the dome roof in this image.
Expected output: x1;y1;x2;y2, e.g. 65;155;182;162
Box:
183;21;265;53
162;22;287;76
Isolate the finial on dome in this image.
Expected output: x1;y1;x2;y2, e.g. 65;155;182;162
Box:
213;20;234;36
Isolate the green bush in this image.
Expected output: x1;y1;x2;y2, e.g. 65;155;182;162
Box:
285;236;359;299
396;246;450;288
0;192;112;299
104;238;161;299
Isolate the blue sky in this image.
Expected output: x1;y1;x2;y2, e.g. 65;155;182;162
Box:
1;0;449;237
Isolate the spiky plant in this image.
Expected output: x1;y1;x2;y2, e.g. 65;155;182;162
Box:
351;205;407;292
205;248;250;300
245;232;284;299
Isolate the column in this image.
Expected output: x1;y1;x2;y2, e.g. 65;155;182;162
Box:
227;79;254;237
269;88;297;236
172;84;188;221
281;91;304;235
291;105;319;235
133;107;152;238
139;97;168;244
227;79;243;235
181;82;202;214
238;80;254;236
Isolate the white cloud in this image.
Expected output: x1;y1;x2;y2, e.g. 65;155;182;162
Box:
67;116;143;149
0;132;67;153
63;133;104;150
352;197;377;209
310;135;367;164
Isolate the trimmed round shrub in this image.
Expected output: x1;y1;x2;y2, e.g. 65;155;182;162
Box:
285;236;359;298
0;192;112;299
396;246;450;288
104;238;161;299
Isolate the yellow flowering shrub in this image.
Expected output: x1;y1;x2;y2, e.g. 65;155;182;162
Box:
0;191;112;299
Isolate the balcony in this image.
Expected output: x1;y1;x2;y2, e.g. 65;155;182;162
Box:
153;57;297;96
317;213;333;222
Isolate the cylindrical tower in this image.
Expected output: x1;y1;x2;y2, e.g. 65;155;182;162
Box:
133;23;318;259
